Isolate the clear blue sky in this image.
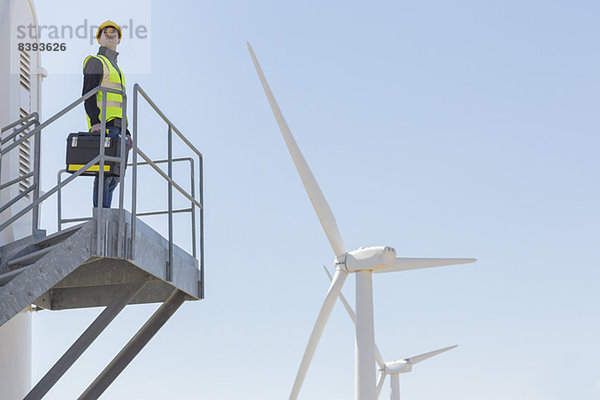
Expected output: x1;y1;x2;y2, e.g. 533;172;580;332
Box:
30;0;600;399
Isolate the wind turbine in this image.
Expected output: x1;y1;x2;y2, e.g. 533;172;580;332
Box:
323;266;458;400
247;42;476;400
377;346;457;400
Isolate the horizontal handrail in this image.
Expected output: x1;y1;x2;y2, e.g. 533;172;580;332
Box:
2;119;37;145
56;157;195;231
61;217;93;224
56;157;196;231
129;157;193;167
0;184;36;214
0;172;34;190
1;112;38;133
135;208;193;217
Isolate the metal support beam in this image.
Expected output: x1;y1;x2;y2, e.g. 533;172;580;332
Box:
24;282;146;400
78;289;186;400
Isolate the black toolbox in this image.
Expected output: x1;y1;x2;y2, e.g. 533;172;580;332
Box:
66;132;127;177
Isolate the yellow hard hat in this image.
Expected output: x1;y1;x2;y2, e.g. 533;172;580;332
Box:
96;20;122;40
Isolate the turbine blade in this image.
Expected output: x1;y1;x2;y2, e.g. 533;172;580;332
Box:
376;372;387;398
289;268;348;400
406;345;458;365
247;42;346;258
375;257;476;273
323;265;385;369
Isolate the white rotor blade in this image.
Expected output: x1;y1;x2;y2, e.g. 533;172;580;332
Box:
248;42;346;258
375;258;476;273
323;265;385;369
376;372;387;398
405;345;457;365
290;268;348;400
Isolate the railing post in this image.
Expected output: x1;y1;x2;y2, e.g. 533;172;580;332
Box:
32;116;41;234
167;125;173;282
131;86;139;260
117;93;127;258
118;94;127;212
189;158;196;258
96;93;107;256
199;154;204;299
57;170;63;232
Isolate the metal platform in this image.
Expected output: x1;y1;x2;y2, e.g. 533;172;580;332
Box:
0;208;200;328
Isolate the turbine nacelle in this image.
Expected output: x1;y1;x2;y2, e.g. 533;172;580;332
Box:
337;246;397;273
382;360;412;374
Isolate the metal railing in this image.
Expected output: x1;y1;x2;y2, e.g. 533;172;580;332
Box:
131;84;204;285
0;85;204;290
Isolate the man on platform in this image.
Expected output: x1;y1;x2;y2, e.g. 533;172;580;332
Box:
82;20;132;208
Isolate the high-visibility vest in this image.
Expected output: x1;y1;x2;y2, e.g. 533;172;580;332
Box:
84;54;126;130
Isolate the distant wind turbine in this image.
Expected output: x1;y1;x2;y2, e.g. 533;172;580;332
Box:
377;346;457;400
248;42;475;400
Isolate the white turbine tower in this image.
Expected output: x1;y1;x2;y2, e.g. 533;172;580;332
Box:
1;1;45;398
323;266;458;400
247;42;476;400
